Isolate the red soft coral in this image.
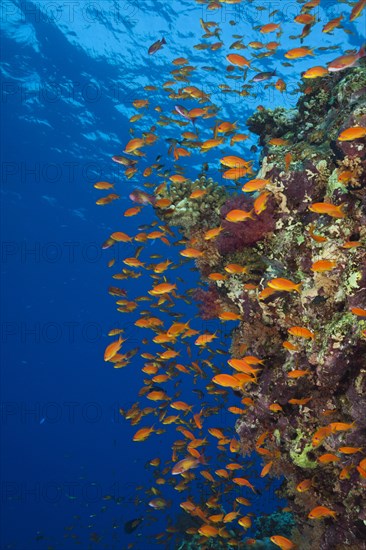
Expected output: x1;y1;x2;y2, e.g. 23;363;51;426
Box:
193;286;222;320
217;194;276;254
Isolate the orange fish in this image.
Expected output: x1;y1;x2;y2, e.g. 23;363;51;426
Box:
149;282;176;295
236;497;251;506
270;535;295;550
338;126;366;141
219;312;241;321
269;138;288;146
96;193;120;205
288;326;315;339
155;198;172;209
180;248;204;258
285;46;313;59
308;224;327;243
312;425;332;447
169;174;187;183
260;461;273;477
296;479;312;492
232;478;256;492
190;189;207;199
212;374;241;388
226;209;255;222
223;167;251;180
170;401;193;412
195;333;217;346
228;407;246;415
350;0;366;21
217;121;237;133
288;397;311;405
124;206;142;217
328;45;365;72
322;15;343;33
254;191;271;215
268;277;302;293
258;287;277;300
338;446;363;455
110;231;132;242
209;513;225;523
204;227;224;240
226;53;250;67
295;13;315;24
308;506;337;519
133;99;148;108
224;264;249;274
220;155;251;168
339;465;354;480
238;516;252;529
260;23;280;33
283;341;300;352
228;358;260;375
351;307;366;317
309;202;346;218
208;272;227;281
275;79;286;92
104;336;125;362
94;181;114;190
269;404;282;412
198;525;218;537
317;453;340;464
201;138;224;151
172;455;205;475
133;426;155;442
124;137;145;153
242;178;270;192
303;66;328;79
311;260;336;272
329;421;356;432
287;370;311;378
223;511;240;523
230;438;241;452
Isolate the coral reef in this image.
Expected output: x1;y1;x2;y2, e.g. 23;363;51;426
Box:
155;174;228;232
254;511;296;540
157;62;366;549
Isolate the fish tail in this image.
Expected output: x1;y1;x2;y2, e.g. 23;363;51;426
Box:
295;283;302;294
198;453;207;465
358;44;366;58
161;37;167;45
338;203;347;217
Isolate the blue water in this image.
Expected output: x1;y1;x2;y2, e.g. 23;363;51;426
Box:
1;0;364;548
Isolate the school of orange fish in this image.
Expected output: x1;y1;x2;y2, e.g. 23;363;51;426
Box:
95;0;366;547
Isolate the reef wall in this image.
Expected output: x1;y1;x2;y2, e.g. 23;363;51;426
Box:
156;62;366;549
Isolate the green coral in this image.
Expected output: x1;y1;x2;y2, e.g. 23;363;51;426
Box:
337;65;366;103
318;312;360;362
246;107;298;143
156;174;227;233
289;430;317;469
326;168;348;196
